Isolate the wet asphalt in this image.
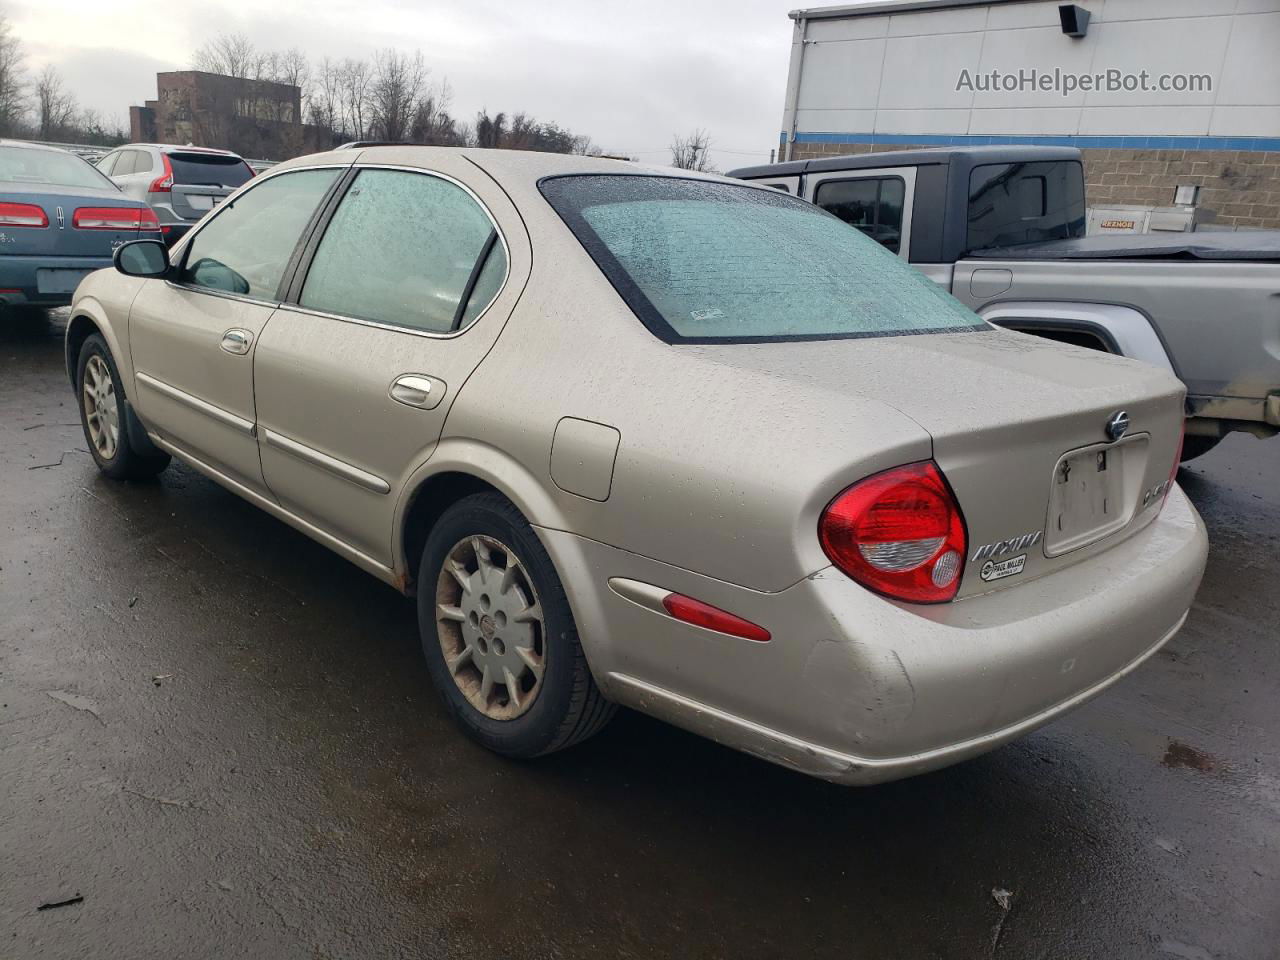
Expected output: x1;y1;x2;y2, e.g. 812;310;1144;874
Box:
1;308;1277;960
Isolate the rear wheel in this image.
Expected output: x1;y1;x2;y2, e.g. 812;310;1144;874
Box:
77;334;170;480
417;492;615;757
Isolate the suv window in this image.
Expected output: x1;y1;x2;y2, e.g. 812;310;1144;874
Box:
168;152;254;188
814;177;905;253
179;168;340;299
300;169;507;334
96;152;121;176
130;149;155;174
967;160;1085;250
540;175;984;343
113;151;138;176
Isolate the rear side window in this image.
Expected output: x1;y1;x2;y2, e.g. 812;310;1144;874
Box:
113;151;139;176
540;175;984;343
168;153;254;188
179;168;340;300
96;152;120;175
300;169;507;334
967;160;1085;250
814;177;905;253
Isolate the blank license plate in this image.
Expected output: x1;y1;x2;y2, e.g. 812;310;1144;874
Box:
188;195;214;210
1045;438;1146;555
36;269;92;294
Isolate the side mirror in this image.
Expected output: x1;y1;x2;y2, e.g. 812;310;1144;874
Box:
114;239;170;278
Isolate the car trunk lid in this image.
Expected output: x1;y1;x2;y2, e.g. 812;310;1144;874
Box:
1;184;152;258
696;328;1186;599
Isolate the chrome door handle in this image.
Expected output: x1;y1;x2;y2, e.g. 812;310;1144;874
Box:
389;374;445;410
220;328;253;355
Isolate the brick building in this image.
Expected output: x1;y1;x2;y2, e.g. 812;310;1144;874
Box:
779;0;1280;229
131;71;322;161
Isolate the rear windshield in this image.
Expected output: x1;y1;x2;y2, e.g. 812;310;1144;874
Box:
168;153;253;188
967;160;1085;251
0;145;115;190
539;175;986;343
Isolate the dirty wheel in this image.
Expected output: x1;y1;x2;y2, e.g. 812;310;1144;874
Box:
77;333;170;480
418;492;615;757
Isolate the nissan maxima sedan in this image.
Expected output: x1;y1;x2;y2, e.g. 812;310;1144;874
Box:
64;146;1207;784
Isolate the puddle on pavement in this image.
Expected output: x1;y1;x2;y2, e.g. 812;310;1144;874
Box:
1162;740;1216;773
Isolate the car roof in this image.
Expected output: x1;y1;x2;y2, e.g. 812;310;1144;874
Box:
0;139;75;154
124;143;244;158
729;144;1081;179
275;144;737;187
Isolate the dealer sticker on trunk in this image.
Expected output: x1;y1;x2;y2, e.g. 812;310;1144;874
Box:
980;554;1026;582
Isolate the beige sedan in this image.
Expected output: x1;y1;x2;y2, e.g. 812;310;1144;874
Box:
65;146;1207;784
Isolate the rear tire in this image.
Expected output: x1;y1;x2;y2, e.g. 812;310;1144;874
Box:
76;333;170;480
1179;435;1222;463
417;492;615;758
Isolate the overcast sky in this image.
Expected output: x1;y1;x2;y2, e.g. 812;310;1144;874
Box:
8;0;810;169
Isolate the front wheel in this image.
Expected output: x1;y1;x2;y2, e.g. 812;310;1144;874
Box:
77;333;170;480
417;492;615;758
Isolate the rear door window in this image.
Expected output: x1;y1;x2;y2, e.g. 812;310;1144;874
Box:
112;151;138;176
814;177;906;253
178;168;341;300
298;168;507;334
168;153;254;188
96;152;121;176
967;160;1085;250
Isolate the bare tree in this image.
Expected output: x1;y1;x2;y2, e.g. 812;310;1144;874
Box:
35;65;77;139
410;79;465;146
0;12;25;136
368;48;426;142
192;32;259;78
339;57;371;141
670;129;715;172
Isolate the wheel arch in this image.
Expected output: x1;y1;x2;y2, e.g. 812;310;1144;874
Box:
65;297;128;387
394;439;572;595
979;301;1177;376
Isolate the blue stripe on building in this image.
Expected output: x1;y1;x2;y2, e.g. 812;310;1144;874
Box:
788;132;1280;152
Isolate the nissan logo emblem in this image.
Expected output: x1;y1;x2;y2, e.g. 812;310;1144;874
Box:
1105;410;1130;442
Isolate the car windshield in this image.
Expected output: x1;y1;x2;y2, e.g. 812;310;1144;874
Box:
0;145;116;190
168;152;253;188
539;174;987;343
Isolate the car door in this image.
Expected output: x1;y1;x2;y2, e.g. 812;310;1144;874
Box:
807;167;916;259
252;158;530;567
128;165;346;498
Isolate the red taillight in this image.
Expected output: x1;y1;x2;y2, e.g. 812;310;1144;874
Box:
1162;420;1185;510
73;207;152;230
149;153;173;193
819;461;968;604
0;202;49;227
662;593;771;643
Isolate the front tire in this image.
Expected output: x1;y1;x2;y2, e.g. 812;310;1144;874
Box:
77;333;170;480
417;492;615;758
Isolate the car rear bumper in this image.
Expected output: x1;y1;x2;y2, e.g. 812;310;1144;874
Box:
0;256;116;307
541;484;1207;785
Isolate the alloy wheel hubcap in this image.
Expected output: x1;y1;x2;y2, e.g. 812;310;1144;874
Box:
82;355;119;460
435;535;546;720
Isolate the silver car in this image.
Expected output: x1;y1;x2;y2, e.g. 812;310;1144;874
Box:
65;147;1208;784
95;143;255;244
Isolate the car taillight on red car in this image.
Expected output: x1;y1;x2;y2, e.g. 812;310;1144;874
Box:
819;461;968;604
73;207;158;231
0;202;49;227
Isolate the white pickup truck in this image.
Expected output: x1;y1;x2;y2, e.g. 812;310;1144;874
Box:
731;146;1280;461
